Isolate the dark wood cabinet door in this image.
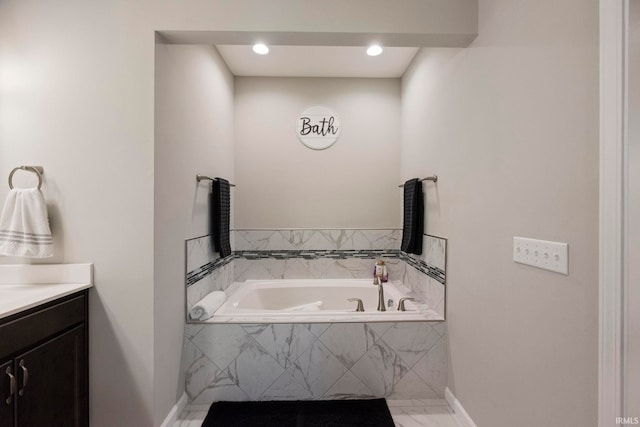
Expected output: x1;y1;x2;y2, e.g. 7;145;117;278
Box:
15;325;87;427
0;360;15;427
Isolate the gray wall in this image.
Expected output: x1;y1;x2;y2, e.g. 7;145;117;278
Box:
0;1;476;425
400;1;599;426
234;77;401;229
154;44;234;422
627;0;640;417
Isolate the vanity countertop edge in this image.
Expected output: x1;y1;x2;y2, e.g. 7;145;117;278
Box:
0;263;93;320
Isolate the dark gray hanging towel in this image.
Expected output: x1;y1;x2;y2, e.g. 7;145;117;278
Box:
211;177;232;258
401;178;423;255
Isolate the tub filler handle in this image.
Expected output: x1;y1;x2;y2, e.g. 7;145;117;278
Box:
347;298;365;312
397;297;415;311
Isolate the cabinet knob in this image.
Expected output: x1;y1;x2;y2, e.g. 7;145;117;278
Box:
4;366;16;405
18;359;28;397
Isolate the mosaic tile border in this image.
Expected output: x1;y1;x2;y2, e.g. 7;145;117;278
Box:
187;249;445;286
187;254;236;287
235;249;400;261
401;253;446;285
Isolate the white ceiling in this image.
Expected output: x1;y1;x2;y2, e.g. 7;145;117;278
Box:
216;45;420;78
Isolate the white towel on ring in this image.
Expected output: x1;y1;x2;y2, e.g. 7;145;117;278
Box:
0;188;53;258
189;291;226;321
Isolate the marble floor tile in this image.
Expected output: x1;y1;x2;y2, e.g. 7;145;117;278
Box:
172;410;208;427
390;405;465;427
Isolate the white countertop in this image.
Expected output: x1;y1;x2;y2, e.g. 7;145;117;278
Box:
0;263;93;320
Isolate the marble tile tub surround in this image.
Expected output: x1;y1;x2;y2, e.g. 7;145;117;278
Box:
186;261;234;311
185;230;446;284
185;230;404;314
422;234;447;272
185;235;235;313
181;234;449;405
185;234;220;276
233;251;404;282
401;235;447;319
234;228;401;251
185;231;447;319
185;229;403;286
182;321;448;404
402;260;446;319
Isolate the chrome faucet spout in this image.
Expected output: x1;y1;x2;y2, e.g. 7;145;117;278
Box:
375;276;386;312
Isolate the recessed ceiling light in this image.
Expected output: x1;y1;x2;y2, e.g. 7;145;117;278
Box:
252;43;269;55
366;45;383;56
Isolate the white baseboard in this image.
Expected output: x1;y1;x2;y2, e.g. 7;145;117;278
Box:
160;392;188;427
445;387;477;427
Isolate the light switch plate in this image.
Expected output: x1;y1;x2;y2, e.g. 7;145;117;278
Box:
513;237;568;275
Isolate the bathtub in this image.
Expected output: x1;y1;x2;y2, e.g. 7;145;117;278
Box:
204;278;441;323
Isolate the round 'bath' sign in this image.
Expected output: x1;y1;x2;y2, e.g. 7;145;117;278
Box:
296;105;341;150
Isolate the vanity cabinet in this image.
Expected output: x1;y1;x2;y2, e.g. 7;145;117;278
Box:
0;361;13;427
0;291;88;427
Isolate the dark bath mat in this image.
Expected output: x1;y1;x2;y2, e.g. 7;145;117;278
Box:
201;398;395;427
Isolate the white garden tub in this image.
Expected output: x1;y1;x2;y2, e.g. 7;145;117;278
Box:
206;278;440;323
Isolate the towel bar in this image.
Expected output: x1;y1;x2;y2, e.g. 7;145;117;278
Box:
8;166;44;190
196;174;236;187
398;175;437;187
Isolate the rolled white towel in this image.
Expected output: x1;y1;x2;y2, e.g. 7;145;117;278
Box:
189;291;226;321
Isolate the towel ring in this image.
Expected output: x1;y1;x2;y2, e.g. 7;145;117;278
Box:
8;166;44;190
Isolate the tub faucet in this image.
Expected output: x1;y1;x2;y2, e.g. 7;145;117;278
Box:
375;276;386;312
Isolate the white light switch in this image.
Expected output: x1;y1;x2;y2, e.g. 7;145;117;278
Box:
513;237;568;275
